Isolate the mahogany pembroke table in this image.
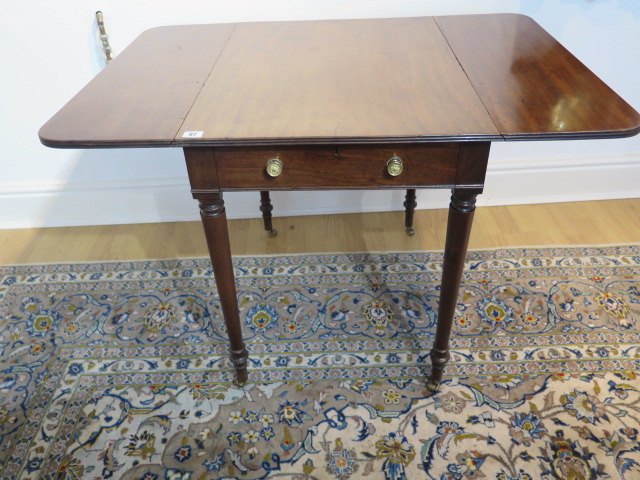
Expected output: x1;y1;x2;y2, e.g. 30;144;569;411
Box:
39;14;640;391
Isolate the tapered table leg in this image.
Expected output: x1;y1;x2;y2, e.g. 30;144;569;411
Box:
404;189;417;236
428;188;478;392
260;191;277;237
197;193;249;385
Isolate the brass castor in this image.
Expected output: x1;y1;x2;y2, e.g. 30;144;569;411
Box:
232;368;248;387
406;227;415;236
268;229;278;237
233;379;247;388
426;378;440;393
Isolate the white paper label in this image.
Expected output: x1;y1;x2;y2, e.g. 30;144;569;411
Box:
182;131;204;138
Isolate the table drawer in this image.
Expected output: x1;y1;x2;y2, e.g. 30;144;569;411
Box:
213;144;459;190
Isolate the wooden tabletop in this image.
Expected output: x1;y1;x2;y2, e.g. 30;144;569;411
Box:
39;14;640;148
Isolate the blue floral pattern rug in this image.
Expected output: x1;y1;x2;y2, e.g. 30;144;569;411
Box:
1;246;639;480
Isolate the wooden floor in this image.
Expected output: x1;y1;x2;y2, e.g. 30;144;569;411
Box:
1;199;638;265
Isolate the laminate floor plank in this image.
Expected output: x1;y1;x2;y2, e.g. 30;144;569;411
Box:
1;199;638;265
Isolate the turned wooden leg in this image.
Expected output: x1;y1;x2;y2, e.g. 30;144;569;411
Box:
428;188;478;392
260;191;277;237
404;188;417;236
197;193;249;385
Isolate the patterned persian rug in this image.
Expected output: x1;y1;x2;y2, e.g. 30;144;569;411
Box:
1;246;639;480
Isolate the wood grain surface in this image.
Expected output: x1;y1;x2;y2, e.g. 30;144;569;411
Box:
39;24;234;147
39;14;639;148
435;14;640;140
209;144;460;190
3;200;639;264
177;17;499;145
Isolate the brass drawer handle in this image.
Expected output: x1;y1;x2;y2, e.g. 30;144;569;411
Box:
386;156;403;176
265;158;283;177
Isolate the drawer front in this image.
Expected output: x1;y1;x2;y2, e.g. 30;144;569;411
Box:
213;144;459;190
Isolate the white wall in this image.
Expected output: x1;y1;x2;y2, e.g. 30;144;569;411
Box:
1;0;638;229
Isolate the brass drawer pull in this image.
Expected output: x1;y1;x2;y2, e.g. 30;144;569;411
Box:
265;158;283;177
386;156;403;176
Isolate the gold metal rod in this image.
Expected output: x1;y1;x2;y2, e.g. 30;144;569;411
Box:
95;11;113;62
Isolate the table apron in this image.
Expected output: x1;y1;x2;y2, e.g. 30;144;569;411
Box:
184;142;490;193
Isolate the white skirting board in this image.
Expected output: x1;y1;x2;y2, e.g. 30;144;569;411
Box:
1;154;639;229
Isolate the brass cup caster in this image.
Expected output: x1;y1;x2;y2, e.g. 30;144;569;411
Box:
426;378;440;393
